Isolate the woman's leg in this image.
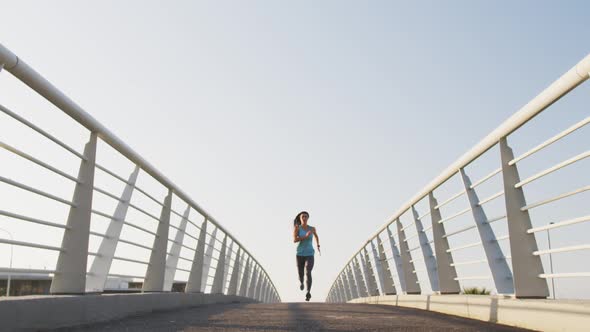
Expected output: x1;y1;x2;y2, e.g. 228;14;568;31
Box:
296;256;305;287
305;256;315;292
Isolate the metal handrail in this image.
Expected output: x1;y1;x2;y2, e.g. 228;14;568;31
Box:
0;43;280;302
328;51;590;300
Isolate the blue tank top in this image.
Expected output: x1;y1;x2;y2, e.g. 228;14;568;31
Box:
296;225;315;256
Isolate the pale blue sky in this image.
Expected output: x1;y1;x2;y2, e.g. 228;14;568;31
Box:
0;1;588;302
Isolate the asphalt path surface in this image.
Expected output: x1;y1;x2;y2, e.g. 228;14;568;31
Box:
51;303;534;331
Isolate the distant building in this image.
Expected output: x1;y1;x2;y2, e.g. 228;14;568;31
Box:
0;273;52;296
0;273;188;296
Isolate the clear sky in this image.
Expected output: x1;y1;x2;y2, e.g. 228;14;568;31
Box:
0;1;589;302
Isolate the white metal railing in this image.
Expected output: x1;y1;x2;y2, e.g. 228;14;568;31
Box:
326;52;590;303
0;43;279;303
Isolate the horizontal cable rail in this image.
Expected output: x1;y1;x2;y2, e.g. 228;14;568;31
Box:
477;190;504;206
442;224;476;239
469;167;502;189
534;245;590;256
0;141;79;182
117;238;153;251
127;202;161;222
539;273;590;279
416;210;431;220
454;276;491;281
94;163;131;186
93;186;126;202
399;222;415;232
0;238;63;251
168;223;199;242
133;185;165;207
113;256;149;265
0;103;86;160
0;175;76;207
437;207;471;224
509;116;590;166
89;231;107;238
107;273;145;279
177;256;193;263
434;190;464;210
515;151;590;188
0;267;56;274
403;232;420;242
91;211;159;239
527;216;590;234
485;214;506;224
0;209;68;229
521;185;590;211
450;259;487;267
446;241;481;253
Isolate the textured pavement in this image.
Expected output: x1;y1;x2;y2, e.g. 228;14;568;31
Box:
51;303;534;331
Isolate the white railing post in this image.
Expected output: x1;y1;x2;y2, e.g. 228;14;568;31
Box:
164;205;190;291
429;192;460;294
50;133;97;294
460;168;514;294
254;270;263;301
346;265;359;299
341;271;353;300
261;276;267;302
266;281;272;303
333;280;340;303
353;256;369;297
411;206;439;292
142;190;172;292
211;235;227;294
236;250;246;293
344;274;353;301
361;248;380;296
331;284;338;302
266;282;272;303
370;240;386;295
186;218;207;293
386;226;406;292
202;227;218;291
86;166;139;292
247;265;258;299
377;235;397;295
222;240;233;292
332;281;337;302
340;277;348;302
396;219;421;294
261;278;267;302
262;278;268;302
260;277;267;302
337;276;347;302
238;257;250;297
227;248;241;295
500;137;549;298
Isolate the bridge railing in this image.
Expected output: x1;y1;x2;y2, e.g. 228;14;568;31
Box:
0;43;279;303
327;53;590;302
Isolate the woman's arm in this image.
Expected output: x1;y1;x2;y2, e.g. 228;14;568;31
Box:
293;225;311;243
293;225;299;243
313;227;320;248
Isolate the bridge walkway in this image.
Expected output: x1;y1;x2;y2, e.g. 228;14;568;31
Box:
50;303;532;331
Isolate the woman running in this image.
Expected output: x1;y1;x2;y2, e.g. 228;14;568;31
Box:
293;211;320;301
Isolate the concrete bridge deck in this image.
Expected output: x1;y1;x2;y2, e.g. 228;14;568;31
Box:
50;303;532;331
